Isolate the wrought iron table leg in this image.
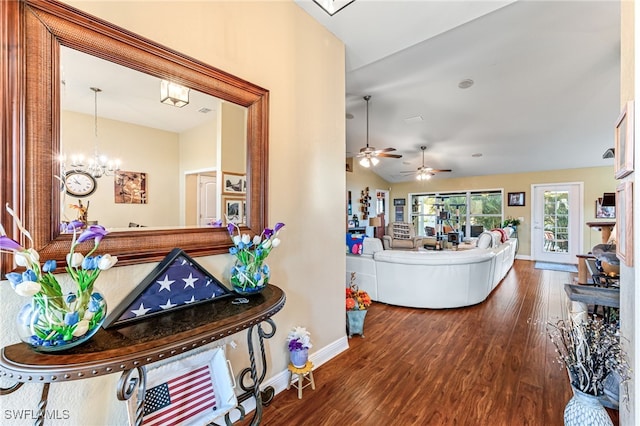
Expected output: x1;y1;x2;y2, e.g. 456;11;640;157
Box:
236;318;277;425
116;366;147;426
35;383;50;426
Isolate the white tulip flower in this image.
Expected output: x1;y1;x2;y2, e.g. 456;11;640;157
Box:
272;238;281;248
98;254;118;270
72;320;90;337
66;252;84;268
241;234;251;245
15;281;41;297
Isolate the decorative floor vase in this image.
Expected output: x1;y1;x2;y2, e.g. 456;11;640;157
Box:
289;348;309;368
564;386;613;426
346;309;367;338
230;261;269;295
17;291;107;352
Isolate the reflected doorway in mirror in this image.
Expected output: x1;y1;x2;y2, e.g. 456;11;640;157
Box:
115;170;148;204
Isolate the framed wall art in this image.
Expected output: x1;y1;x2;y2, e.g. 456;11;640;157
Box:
507;192;525;207
224;197;243;224
222;171;246;194
616;181;633;266
595;199;615;219
114;170;147;204
614;100;634;179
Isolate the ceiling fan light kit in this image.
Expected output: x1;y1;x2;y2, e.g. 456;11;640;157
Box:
355;95;402;168
400;145;452;180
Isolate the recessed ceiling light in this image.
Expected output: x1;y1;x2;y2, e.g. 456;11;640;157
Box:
458;79;474;89
198;107;212;114
404;115;423;124
472;153;483;157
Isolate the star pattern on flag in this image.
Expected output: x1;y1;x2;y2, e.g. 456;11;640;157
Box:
117;253;231;322
157;275;175;292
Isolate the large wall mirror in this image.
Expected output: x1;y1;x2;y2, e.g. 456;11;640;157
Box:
1;0;269;272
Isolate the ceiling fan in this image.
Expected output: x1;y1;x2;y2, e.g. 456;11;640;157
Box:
401;145;452;180
356;95;402;168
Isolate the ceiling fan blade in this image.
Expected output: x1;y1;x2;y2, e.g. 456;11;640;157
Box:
377;153;402;158
399;170;416;174
431;169;452;173
375;147;396;153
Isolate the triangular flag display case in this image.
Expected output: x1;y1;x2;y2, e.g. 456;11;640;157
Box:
104;248;233;328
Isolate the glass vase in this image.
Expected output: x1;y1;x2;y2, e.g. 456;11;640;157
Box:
564;386;613;426
230;260;269;295
17;291;107;352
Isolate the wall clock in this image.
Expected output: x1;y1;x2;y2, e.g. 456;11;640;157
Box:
64;171;97;197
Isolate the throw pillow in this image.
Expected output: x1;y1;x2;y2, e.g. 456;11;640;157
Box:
346;233;367;255
491;228;508;243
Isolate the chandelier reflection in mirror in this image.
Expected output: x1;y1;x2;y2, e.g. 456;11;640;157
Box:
64;87;121;178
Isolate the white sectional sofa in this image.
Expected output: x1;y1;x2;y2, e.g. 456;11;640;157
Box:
346;234;517;309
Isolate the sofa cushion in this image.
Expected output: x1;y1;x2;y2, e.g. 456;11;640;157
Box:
476;231;494;249
362;238;384;255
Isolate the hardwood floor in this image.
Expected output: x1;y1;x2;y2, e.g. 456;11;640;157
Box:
241;260;619;425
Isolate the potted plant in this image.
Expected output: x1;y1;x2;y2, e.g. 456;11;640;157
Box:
287;326;312;368
346;272;372;338
547;316;630;425
502;216;521;228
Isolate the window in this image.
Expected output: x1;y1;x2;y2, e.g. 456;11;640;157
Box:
410;190;503;238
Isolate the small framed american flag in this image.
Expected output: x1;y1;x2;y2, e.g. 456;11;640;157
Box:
104;248;233;328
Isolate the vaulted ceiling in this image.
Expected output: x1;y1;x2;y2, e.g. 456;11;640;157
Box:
295;0;621;182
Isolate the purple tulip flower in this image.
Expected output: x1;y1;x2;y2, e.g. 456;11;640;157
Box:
77;225;109;245
274;222;285;232
0;235;22;252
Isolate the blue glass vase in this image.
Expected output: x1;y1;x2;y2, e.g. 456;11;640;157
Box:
230;260;269;295
17;291;107;352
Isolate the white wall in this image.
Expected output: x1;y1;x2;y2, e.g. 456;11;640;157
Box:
0;1;347;425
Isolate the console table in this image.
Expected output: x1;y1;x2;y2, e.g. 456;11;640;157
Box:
0;285;286;426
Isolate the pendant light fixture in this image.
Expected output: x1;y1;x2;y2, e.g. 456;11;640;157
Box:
160;80;190;107
66;87;121;178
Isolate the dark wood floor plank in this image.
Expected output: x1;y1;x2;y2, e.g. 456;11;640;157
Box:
237;260;620;425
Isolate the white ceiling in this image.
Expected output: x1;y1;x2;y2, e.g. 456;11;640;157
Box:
295;0;621;182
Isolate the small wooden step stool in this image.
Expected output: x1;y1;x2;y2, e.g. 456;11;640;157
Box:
286;361;315;399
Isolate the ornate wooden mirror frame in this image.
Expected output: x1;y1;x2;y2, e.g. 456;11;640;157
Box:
1;0;269;272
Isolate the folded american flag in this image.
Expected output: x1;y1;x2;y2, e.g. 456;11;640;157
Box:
143;365;217;426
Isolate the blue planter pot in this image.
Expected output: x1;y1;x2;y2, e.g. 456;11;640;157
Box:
346;309;367;338
289;348;308;368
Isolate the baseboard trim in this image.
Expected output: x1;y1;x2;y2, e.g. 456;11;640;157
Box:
227;335;350;422
515;254;532;261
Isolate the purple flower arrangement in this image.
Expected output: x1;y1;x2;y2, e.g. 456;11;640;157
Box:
1;205;116;350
